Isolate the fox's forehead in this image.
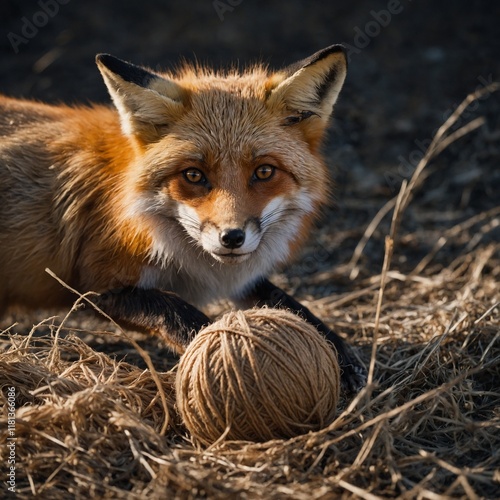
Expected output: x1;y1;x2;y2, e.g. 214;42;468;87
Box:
170;91;288;159
166;65;272;97
164;67;282;136
186;87;276;128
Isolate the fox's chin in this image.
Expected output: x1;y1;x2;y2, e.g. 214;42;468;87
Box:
210;251;253;264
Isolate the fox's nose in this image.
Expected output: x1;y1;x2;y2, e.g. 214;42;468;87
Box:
220;228;245;249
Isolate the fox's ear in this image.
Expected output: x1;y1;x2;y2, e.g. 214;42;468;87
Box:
266;45;347;145
96;54;186;143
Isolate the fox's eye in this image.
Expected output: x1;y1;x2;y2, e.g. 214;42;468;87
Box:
183;168;206;184
254;164;275;181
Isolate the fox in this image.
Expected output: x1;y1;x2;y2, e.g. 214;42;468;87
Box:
0;45;366;391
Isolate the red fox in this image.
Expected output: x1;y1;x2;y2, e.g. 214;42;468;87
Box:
0;45;366;391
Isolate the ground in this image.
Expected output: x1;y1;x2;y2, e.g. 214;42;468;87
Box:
0;1;499;498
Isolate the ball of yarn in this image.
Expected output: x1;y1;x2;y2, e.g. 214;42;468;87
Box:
176;308;340;446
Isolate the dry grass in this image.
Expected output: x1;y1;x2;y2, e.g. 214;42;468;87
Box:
1;87;499;499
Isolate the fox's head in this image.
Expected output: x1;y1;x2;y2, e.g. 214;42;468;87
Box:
96;47;346;272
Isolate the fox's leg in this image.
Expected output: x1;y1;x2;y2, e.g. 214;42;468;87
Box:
94;287;210;353
237;279;367;393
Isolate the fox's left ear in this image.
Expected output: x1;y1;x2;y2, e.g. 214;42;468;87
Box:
96;54;186;144
266;45;347;144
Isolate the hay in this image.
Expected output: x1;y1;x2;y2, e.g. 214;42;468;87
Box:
1;86;499;498
176;308;340;446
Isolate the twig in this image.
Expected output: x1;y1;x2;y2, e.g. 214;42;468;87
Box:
348;197;397;280
337;479;384;500
368;181;405;385
45;268;172;436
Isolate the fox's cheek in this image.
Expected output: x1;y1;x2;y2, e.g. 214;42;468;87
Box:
177;202;202;242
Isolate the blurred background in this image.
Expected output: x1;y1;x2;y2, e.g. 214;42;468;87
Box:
1;0;499;283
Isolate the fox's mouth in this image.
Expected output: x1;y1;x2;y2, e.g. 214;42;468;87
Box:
211;251;253;264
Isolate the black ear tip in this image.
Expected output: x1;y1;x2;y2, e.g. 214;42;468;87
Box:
317;44;348;64
334;44;347;59
95;53;156;87
331;44;348;68
95;53;116;66
284;44;348;76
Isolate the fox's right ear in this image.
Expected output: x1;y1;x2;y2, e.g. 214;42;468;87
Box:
266;45;347;147
96;54;186;143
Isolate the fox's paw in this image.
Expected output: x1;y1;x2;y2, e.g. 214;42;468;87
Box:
336;342;368;394
340;360;368;394
94;287;211;353
165;303;212;349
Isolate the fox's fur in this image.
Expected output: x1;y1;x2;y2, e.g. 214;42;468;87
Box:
0;46;366;391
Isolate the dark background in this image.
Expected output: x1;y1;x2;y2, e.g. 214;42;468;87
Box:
1;0;499;283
